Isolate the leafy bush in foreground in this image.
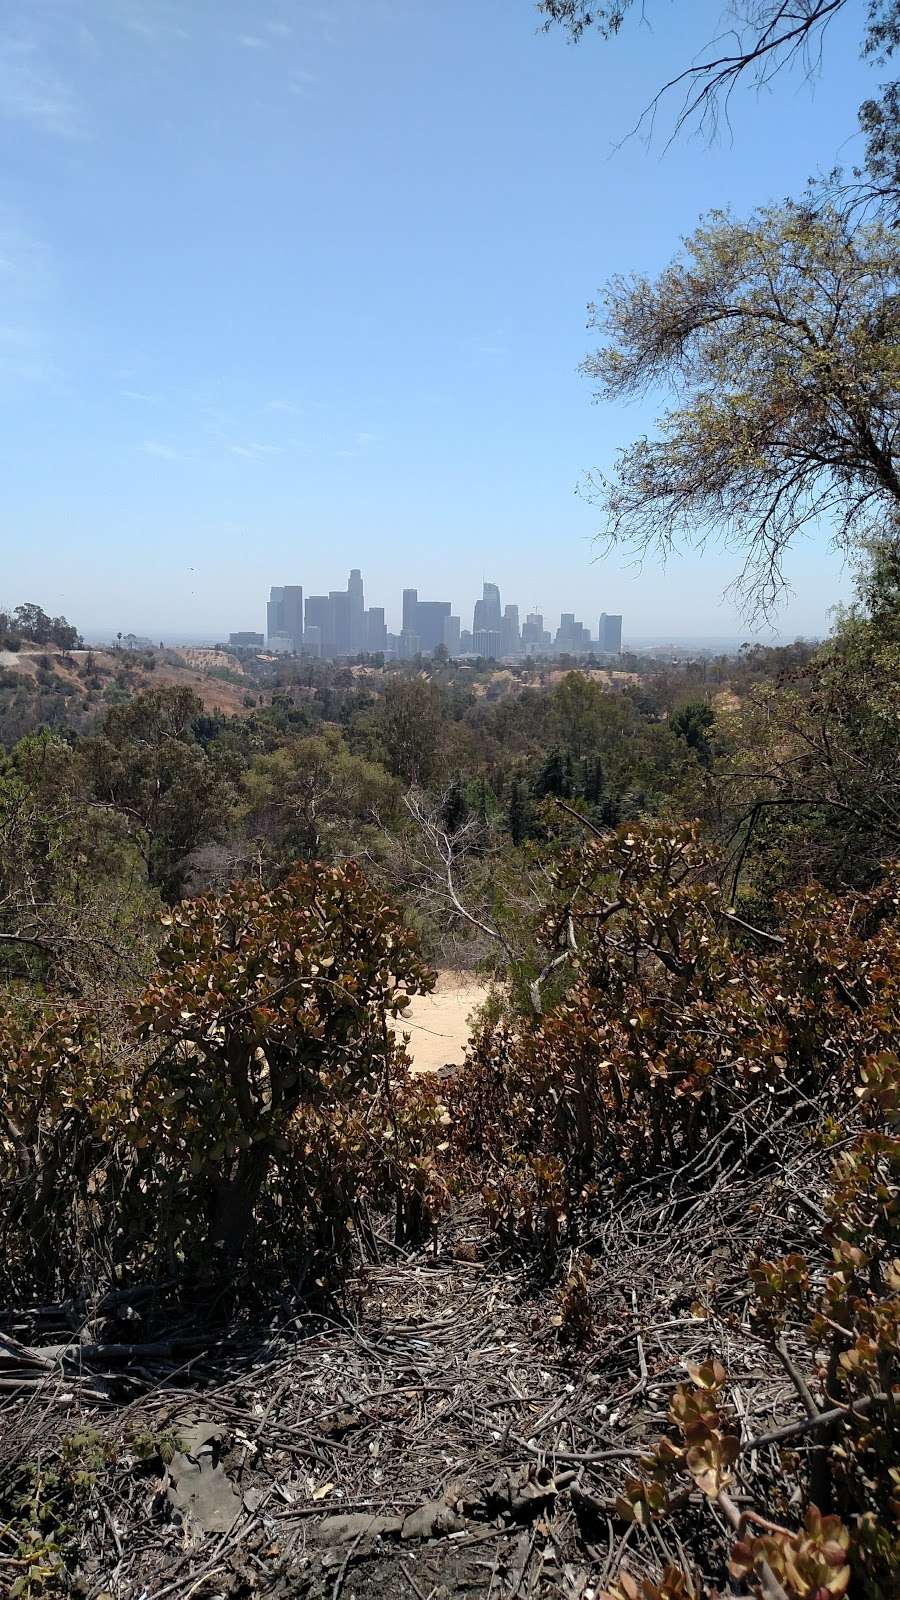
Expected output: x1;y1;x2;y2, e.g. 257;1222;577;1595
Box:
444;822;899;1597
0;862;437;1299
448;824;900;1250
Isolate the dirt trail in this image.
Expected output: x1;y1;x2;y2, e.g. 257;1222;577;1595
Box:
390;970;488;1072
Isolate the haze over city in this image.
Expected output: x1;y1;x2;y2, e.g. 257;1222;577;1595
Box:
256;570;623;658
2;0;874;640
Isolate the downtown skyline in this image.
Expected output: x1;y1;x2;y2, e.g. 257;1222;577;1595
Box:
258;570;622;661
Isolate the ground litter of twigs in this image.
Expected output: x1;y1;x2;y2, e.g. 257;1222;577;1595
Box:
1;1138;832;1599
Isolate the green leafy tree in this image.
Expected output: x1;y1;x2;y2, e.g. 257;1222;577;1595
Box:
585;752;605;804
507;777;534;845
240;727;399;863
552;671;610;758
442;776;470;834
376;676;443;785
670;700;715;763
0;732;159;995
76;687;231;892
584;207;900;613
721;534;900;897
534;748;572;799
7;602;81;650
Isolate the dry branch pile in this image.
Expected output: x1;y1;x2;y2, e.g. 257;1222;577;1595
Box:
0;1109;871;1600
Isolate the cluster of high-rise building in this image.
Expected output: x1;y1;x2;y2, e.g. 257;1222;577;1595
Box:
238;573;622;661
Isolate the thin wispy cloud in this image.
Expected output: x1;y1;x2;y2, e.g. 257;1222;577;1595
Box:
228;441;283;461
0;214;51;293
0;210;57;389
266;399;304;415
334;430;381;459
0;322;57;386
121;388;156;402
237;34;266;50
0;34;85;139
142;439;185;460
112;2;190;46
266;20;293;37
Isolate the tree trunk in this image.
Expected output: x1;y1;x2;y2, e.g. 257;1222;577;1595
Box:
209;1144;272;1262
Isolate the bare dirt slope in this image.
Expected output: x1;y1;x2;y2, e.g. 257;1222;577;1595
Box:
1;646;258;717
390;971;488;1072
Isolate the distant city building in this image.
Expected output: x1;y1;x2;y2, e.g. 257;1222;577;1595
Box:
443;614;461;653
329;589;351;655
348;568;365;652
267;585;303;650
305;595;332;655
501;604;520;656
229;631;264;648
366;606;387;652
396;589;453;655
402;588;418;634
266;570;622;664
521;612;546;651
413;600;452;654
598;612;623;654
474;628;503;658
555;612;592;652
267;586;285;647
283;586;303;649
473;581;502;636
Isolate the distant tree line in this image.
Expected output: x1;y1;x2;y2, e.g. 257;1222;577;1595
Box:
0;602;82;652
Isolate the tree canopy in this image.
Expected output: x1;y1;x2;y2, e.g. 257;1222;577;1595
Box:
583;205;900;613
0;602;82;651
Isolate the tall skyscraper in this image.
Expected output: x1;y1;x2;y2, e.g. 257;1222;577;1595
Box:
330;590;351;655
402;588;418;634
474;628;502;658
414;600;452;654
348;568;365;652
267;586;285;645
397;588;453;655
282;586;303;649
598;613;623;654
501;604;520;656
443;615;461;653
266;585;302;650
305;594;332;655
366;607;387;652
556;613;591;651
473;582;502;635
522;612;544;647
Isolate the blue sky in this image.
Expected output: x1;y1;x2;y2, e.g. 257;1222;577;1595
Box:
0;0;879;642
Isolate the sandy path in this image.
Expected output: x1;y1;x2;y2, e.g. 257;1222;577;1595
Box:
390;971;488;1073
